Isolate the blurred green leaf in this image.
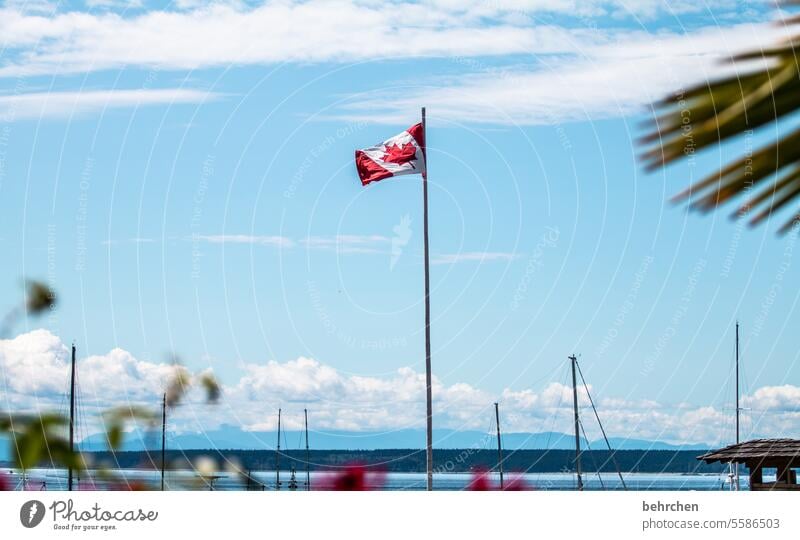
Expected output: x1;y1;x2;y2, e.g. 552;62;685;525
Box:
641;9;800;233
199;372;221;404
165;365;191;408
0;413;80;471
24;280;57;315
102;406;158;451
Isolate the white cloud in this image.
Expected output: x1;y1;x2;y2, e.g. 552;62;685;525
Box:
3;329;799;445
0;330;182;407
744;385;800;412
0;88;217;119
0;329;69;396
0;1;750;78
431;252;519;265
339;22;796;126
101;237;155;246
190;234;295;248
190;233;517;263
300;235;390;255
0;3;601;76
83;0;143;9
0;2;778;126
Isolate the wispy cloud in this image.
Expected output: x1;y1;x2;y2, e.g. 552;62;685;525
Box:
101;237;155;246
431;252;520;265
189;233;517;263
300;235;390;254
191;234;295;248
338;22;794;126
0;88;217;119
0;1;753;77
190;234;391;252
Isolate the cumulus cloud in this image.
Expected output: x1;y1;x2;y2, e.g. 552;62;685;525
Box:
0;330;193;411
0;328;69;396
2;329;800;445
744;385;800;412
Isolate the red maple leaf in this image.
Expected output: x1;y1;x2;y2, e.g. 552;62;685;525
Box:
381;142;418;165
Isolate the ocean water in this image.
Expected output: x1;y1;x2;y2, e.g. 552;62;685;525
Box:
5;469;749;491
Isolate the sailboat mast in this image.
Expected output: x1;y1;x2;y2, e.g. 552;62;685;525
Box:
570;355;583;491
735;322;740;444
68;343;76;491
494;402;504;490
161;392;166;491
735;322;740;491
304;408;310;491
276;408;281;490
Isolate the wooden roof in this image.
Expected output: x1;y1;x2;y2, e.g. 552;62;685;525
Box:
698;439;800;464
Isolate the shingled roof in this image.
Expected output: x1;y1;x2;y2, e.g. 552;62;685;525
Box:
698;439;800;464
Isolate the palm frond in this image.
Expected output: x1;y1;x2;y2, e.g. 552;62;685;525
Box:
641;11;800;233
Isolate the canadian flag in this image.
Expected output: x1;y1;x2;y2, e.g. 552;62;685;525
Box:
355;123;426;186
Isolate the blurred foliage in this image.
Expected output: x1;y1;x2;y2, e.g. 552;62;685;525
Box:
199;371;221;404
102;407;158;450
25;280;57;315
164;362;221;407
641;2;800;233
0;279;57;338
0;267;226;491
165;365;192;408
0;413;82;471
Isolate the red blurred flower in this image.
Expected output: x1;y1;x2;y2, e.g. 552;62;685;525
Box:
502;475;531;491
322;464;385;491
468;470;532;491
467;470;492;491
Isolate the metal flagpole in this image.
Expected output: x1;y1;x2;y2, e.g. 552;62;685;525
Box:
421;106;433;491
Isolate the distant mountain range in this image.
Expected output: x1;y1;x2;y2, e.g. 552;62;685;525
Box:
80;425;708;452
0;426;709;462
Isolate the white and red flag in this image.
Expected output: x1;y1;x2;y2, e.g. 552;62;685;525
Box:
355;123;426;186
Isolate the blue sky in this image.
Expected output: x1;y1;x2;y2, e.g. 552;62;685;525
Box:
1;0;800;445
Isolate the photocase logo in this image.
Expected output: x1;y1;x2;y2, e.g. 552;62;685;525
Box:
391;214;412;270
20;500;45;528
